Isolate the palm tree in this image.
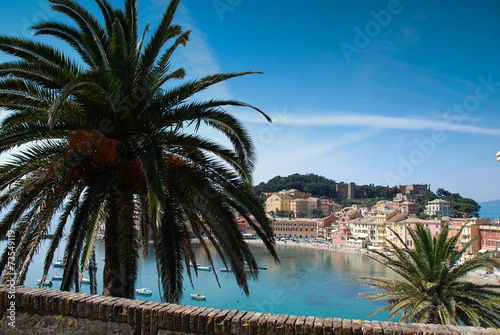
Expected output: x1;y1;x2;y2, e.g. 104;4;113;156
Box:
358;223;500;328
0;0;278;303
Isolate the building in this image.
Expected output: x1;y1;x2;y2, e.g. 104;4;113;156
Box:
394;193;419;203
400;201;418;214
345;235;370;249
340;210;363;222
265;189;313;214
272;218;318;239
319;199;338;216
330;222;351;245
278;189;311;199
385;212;408;249
236;216;318;239
290;198;309;217
424;199;453;218
397;184;429;195
403;218;447;248
478;223;500;254
265;193;293;213
375;200;388;212
336;182;356;199
346;216;380;245
316;214;339;239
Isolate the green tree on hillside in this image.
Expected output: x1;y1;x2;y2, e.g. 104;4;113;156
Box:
253;173;336;196
0;0;277;302
358;224;500;327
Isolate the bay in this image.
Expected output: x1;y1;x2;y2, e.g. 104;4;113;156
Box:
3;239;397;321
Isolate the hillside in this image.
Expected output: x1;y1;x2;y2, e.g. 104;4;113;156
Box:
253;173;337;197
479;199;500;213
253;173;398;200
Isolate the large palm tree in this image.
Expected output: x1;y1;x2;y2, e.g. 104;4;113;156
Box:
358;223;500;327
0;0;278;303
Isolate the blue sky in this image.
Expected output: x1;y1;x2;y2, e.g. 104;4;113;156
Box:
1;0;500;202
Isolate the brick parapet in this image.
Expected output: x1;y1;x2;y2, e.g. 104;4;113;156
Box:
0;285;498;335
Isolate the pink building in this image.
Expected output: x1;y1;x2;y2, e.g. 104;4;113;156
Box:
290;199;308;217
330;221;350;245
403;218;446;248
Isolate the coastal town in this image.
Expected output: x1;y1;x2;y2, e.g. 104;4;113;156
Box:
237;184;500;260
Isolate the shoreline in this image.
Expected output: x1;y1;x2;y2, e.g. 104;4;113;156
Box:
245;239;499;286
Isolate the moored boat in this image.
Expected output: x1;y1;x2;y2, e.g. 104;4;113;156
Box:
190;293;206;300
136;288;152;296
82;278;90;284
52;261;64;268
51;275;63;280
197;266;212;271
220;268;232;272
37;279;53;287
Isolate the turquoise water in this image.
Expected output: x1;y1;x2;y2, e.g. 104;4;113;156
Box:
4;240;397;321
480;212;500;221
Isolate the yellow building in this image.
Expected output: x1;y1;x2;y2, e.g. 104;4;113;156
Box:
376;200;388;212
265;193;292;213
278;189;311;199
385;212;408;250
273;218;318;238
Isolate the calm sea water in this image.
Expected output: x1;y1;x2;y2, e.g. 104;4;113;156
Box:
3;240;397;321
480;212;500;221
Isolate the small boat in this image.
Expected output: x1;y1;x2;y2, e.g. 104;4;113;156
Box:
257;267;267;270
52;261;64;268
136;288;152;296
51;275;63;280
220;268;232;272
197;266;212;271
37;279;53;287
81;278;90;284
190;293;206;300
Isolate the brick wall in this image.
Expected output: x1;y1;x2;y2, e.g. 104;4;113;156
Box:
0;285;497;334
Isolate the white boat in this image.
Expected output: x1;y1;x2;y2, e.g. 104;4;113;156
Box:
220;268;232;272
197;266;212;271
52;261;64;268
51;275;63;280
136;288;152;296
37;279;53;287
190;293;206;300
81;278;90;284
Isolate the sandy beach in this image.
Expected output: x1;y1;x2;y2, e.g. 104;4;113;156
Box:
246;239;500;286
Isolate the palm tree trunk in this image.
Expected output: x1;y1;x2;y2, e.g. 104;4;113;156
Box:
103;195;127;297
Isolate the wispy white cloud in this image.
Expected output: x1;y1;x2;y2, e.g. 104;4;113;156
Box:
242;111;500;136
167;4;231;100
